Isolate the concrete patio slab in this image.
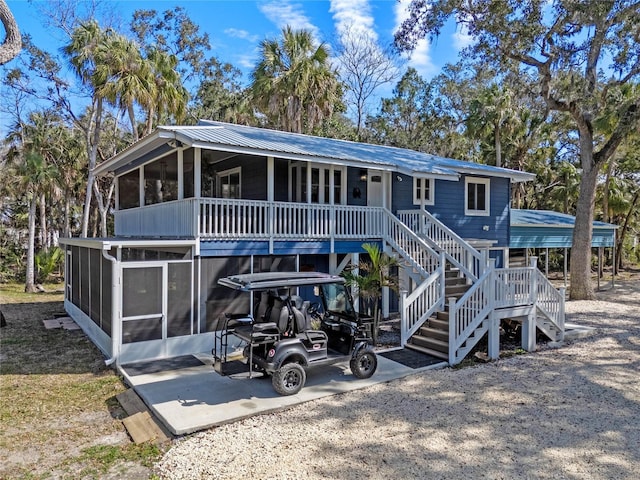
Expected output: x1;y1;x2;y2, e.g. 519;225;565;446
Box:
120;351;445;436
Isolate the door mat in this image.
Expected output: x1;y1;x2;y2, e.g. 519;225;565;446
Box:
380;349;445;369
122;355;205;376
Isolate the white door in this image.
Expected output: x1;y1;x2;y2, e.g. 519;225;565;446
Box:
367;170;384;207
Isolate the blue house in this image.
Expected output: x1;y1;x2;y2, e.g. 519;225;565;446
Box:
60;121;565;366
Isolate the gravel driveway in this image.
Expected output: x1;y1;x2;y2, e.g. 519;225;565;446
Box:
155;275;640;480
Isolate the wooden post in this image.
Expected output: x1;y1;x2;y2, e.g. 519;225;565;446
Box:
558;286;566;341
399;290;407;346
487;261;499;360
448;297;457;365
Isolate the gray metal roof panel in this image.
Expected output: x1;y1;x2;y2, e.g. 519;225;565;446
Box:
511;209;618;229
159;122;533;181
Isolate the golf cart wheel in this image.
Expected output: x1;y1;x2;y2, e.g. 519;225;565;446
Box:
350;348;377;379
272;363;306;396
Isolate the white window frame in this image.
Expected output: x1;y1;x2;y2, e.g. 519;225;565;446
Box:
217;167;241;199
413;177;435;206
465;177;490;216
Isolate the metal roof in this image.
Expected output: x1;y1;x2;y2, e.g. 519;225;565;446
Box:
95;121;535;182
511;209;618;229
510;209;617;248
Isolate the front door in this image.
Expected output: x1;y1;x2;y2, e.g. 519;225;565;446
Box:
367;170;384;207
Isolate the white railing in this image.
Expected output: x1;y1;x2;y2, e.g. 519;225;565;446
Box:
493;267;534;308
383;208;440;279
115;198;387;241
398;209;486;281
534;270;565;339
448;266;494;364
399;254;446;346
115;199;197;237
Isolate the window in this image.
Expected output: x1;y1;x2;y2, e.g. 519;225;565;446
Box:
290;163;345;204
118;169;140;209
413;177;434;206
217;167;241;199
465;177;490;216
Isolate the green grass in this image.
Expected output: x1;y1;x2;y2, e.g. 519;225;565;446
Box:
0;283;165;479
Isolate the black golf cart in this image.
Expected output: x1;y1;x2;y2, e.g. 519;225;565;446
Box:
212;272;377;395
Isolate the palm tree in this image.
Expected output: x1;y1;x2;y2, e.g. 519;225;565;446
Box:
342;243;400;344
251;26;342;134
14;152;59;292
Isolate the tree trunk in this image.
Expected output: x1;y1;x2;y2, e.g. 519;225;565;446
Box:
39;192;48;251
616;189;640;271
0;0;21;65
81;97;103;237
25;196;37;292
569;160;599;300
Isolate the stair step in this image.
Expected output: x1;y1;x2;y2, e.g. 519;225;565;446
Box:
428;317;449;330
405;342;449;361
444;269;461;278
445;277;466;286
419;326;448;341
445;284;471;296
410;334;449;353
436;311;449;321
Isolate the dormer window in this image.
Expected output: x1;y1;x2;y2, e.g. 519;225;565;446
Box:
413;177;434;206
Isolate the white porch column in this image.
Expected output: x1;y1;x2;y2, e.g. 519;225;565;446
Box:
522;311;537;352
177;148;184;199
268;156;274;254
194;148;201;198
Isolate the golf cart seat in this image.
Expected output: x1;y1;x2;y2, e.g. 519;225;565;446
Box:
234;294;289;343
290;295;328;344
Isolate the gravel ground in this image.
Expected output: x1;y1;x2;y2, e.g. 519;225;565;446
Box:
155;275;640;480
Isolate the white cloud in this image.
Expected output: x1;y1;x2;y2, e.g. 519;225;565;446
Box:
258;1;320;39
330;0;377;40
452;16;473;51
224;28;260;43
393;0;437;79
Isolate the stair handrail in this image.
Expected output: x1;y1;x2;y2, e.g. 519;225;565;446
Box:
399;251;446;346
448;260;496;365
382;208;440;279
534;270;565;341
398;209;486;281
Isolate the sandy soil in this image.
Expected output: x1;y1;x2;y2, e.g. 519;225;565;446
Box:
155;273;640;480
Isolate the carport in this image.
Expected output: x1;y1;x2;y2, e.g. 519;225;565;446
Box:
510;209;618;288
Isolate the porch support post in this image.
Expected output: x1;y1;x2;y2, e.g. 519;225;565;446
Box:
522;310;537;352
488;313;500;360
523;256;538;352
563;247;568;287
487;259;499;360
448;297;457;365
267;156;274;254
399;290;407;347
177;148;184;199
194;148;201;198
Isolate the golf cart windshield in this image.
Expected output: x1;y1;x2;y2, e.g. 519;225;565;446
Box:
321;283;355;317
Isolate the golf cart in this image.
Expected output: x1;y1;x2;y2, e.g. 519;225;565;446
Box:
212;271;377;395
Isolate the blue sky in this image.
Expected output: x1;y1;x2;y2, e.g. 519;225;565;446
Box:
6;0;471;79
3;0;472;134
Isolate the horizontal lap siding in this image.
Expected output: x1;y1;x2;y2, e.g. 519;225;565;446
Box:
392;174;511;248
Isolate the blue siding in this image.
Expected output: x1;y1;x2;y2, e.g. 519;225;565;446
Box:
510;226;615;248
391;174;511;247
199;240;378;257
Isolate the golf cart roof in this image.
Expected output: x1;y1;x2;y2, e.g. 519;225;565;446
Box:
218;272;345;291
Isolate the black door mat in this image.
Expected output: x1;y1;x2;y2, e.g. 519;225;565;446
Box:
122;355;205;376
380;349;445;369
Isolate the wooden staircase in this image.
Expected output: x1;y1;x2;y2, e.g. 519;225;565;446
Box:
405;267;470;360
